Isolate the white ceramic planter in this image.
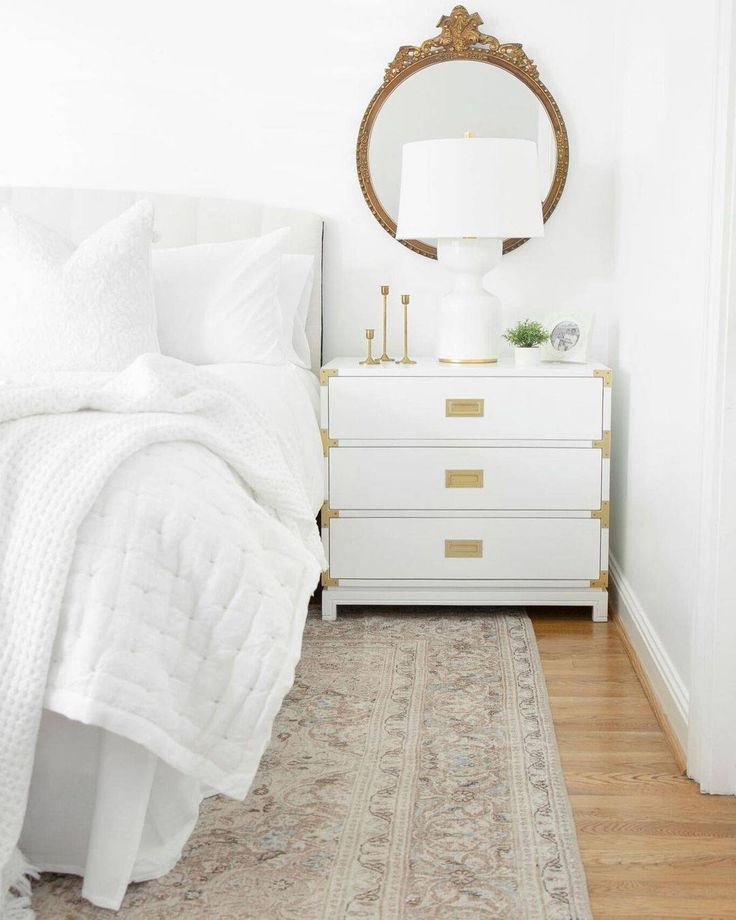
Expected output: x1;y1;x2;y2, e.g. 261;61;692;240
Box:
514;347;542;367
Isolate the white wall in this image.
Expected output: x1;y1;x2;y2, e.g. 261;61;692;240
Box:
0;0;616;360
609;0;719;737
688;0;736;790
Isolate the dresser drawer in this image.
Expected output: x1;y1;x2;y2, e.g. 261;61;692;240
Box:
329;447;602;511
327;377;603;441
328;517;601;581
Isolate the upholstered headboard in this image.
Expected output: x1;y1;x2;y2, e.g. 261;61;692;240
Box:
0;187;324;374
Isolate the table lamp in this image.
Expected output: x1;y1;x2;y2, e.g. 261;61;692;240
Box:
395;136;544;363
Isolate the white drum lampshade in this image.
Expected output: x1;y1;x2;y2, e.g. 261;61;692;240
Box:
396;137;544;363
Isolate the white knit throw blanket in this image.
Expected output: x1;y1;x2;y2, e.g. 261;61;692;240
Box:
0;355;323;918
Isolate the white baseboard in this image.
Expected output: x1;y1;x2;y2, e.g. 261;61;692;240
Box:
609;554;689;751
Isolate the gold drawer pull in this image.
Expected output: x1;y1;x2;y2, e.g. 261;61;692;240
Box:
446;398;484;417
445;539;483;558
445;469;484;489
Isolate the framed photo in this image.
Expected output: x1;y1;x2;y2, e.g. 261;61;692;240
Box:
541;311;593;363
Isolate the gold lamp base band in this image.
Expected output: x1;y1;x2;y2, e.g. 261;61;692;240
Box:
438;357;498;365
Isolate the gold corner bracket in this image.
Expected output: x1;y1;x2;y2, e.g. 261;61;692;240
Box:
321;570;339;588
590;571;609;589
321;502;340;528
320;367;338;386
321;429;338;456
593;368;612;388
593;431;611;458
591;500;610;528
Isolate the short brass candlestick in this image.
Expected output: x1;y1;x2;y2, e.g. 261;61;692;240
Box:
379;284;393;361
360;328;380;365
396;295;416;365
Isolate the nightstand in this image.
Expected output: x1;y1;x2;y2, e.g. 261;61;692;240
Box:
319;358;611;622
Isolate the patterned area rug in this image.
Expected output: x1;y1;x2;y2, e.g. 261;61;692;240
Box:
33;611;591;919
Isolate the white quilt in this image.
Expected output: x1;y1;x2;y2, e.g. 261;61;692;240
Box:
0;355;324;918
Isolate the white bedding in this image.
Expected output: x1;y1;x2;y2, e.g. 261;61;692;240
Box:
202;362;322;515
0;356;324;916
22;712;204;908
42;360;324;786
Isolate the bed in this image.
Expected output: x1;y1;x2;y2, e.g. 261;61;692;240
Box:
0;188;325;912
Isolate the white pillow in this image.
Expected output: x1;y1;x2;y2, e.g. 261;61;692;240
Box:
280;254;315;368
0;201;158;373
153;228;288;365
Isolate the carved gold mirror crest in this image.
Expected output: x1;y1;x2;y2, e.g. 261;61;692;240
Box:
356;6;569;258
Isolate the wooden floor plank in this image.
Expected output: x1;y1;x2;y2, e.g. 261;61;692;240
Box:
544;677;645;698
586;897;736;920
571;792;736;819
531;611;736;919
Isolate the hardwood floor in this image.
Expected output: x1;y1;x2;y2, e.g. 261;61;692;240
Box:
532;611;736;920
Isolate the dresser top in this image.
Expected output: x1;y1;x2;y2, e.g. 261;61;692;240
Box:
322;357;611;379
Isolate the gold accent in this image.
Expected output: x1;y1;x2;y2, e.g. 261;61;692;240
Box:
446;398;484;417
356;6;569;259
593;430;611;458
591;500;610;528
320;429;338;455
590;571;609;589
445;539;483;558
360;328;380;365
438;357;497;364
320;367;337;385
464;129;475;138
445;469;484;488
396;294;416;365
321;570;339;587
593;368;612;388
379;285;393;362
320;502;339;528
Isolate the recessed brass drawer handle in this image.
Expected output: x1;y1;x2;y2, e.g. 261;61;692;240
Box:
445;469;484;489
445;398;484;417
445;539;483;558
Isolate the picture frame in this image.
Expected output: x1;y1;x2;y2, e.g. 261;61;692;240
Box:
541;311;594;364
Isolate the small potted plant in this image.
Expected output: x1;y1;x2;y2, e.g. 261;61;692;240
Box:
503;319;550;367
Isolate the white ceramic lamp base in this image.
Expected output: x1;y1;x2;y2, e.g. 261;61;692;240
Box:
436;238;502;364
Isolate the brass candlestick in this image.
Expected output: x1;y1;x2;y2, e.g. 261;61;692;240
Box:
396;295;416;365
360;328;380;365
379;284;393;361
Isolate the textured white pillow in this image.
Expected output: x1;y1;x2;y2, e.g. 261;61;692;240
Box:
0;201;158;373
153;228;288;365
280;254;315;368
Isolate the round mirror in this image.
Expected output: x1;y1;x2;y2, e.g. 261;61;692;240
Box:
357;7;569;258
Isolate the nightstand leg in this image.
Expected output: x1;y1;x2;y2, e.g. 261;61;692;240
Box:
321;591;337;622
592;591;609;622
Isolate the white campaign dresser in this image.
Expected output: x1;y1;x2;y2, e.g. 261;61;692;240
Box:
319;358;611;622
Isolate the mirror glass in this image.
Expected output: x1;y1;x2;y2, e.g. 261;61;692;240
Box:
368;60;557;250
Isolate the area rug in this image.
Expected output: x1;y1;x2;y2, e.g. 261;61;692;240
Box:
32;611;591;919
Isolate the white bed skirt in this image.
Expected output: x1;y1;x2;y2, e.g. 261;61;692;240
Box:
20;711;205;910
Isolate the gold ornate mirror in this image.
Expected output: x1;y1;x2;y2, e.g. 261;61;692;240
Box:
356;6;569;258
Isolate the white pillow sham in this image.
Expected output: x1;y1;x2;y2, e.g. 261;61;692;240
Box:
280;254;315;369
153;229;289;366
0;201;158;373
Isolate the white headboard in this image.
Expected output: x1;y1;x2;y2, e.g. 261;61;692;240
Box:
0;187;324;374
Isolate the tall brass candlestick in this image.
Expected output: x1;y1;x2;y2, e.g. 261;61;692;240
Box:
396;295;416;365
379;285;393;361
360;328;380;365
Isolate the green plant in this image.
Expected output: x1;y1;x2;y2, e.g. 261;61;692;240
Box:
503;319;549;349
